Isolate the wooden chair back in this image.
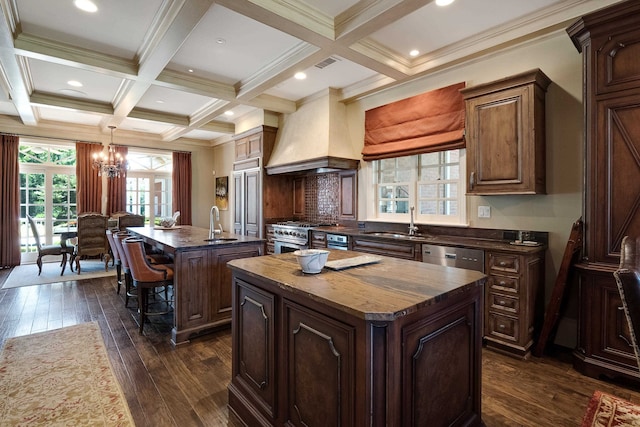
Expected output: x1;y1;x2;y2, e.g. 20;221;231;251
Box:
117;213;145;230
74;213;109;273
614;235;640;371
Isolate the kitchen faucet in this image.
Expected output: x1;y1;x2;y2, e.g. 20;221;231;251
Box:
209;205;222;238
408;206;419;236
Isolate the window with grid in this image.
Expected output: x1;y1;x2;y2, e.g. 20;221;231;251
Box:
125;150;172;225
374;149;466;225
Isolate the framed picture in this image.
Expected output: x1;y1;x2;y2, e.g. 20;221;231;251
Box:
215;176;229;210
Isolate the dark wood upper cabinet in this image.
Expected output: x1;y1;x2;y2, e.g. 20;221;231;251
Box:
338;170;357;221
462;69;551;195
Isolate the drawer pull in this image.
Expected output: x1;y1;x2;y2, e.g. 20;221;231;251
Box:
499;281;507;286
498;324;505;329
498;300;505;305
499;261;506;266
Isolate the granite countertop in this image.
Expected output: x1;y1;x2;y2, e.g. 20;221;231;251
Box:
314;226;546;254
228;249;486;321
128;225;264;252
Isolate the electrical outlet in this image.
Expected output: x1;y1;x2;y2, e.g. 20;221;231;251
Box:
478;206;491;218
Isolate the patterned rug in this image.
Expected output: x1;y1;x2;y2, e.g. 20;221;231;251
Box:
2;259;115;289
0;322;134;426
581;390;640;426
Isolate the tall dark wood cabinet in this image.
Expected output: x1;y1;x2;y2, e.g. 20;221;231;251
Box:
232;126;293;238
568;0;640;383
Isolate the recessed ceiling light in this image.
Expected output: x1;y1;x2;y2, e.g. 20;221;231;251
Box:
156;100;165;104
188;69;194;73
216;38;226;44
74;0;98;13
409;49;420;57
67;80;83;87
435;0;455;6
294;72;306;80
224;110;234;116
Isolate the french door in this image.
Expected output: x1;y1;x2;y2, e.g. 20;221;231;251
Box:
20;166;76;263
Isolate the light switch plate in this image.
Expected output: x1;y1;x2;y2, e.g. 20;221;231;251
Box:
478;205;491;218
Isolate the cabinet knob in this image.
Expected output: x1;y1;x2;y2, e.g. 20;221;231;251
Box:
499;261;506;266
499;281;506;286
498;324;505;329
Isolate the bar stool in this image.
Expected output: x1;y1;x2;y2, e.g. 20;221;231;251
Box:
106;229;122;293
122;237;174;334
114;232;136;307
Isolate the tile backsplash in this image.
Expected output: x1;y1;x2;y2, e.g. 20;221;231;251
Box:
304;173;340;224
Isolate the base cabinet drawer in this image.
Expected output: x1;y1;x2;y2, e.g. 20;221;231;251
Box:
487;312;519;343
488;292;519;315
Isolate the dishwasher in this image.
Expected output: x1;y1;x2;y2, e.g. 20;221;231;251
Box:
422;244;485;272
326;234;348;250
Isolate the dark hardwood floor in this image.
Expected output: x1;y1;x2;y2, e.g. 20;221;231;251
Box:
1;266;640;427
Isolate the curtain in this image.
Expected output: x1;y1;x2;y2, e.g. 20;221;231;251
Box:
107;146;128;216
362;82;466;161
76;142;103;214
0;134;21;267
172;151;192;225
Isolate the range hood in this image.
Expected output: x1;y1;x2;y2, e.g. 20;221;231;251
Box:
265;89;360;175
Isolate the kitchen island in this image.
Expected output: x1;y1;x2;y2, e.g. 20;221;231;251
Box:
227;250;486;426
128;226;264;345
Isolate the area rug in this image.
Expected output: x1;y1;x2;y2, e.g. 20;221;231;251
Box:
581;390;640;426
2;259;115;289
0;322;134;426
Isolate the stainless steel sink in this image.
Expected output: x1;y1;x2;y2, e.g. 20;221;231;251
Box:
363;232;434;240
204;238;238;243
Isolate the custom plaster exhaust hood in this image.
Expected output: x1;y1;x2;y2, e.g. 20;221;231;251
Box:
265;89;360;175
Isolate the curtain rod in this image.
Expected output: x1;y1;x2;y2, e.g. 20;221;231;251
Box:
1;131;101;145
2;132;191;153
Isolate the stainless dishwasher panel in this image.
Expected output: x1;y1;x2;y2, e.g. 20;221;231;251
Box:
326;233;348;250
422;244;485;273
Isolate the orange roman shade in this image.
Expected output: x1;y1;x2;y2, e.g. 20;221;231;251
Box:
362;82;466;161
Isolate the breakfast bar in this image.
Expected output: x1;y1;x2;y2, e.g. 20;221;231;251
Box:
227;250;486;426
128;225;264;345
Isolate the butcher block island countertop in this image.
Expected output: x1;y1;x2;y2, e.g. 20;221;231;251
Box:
127;226;264;345
227;250;487;427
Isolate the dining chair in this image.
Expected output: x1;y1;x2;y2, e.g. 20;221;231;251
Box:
71;213;110;274
116;212;145;231
121;237;174;334
26;215;74;276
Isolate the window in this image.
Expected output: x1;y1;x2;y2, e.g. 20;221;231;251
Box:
125;150;172;225
19;141;76;261
373;149;466;225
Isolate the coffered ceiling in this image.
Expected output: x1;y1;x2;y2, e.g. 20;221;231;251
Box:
0;0;622;144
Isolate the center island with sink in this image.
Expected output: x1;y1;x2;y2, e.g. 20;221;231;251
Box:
227;249;486;426
127;225;264;345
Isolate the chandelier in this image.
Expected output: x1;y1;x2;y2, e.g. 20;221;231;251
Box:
92;126;127;178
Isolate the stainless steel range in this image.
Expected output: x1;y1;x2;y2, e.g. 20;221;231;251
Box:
272;221;319;254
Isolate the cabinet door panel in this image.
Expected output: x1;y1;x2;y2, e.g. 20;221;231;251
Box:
234;280;276;418
212;246;263;319
591;95;640;263
244;170;261;237
402;303;480;426
284;300;355;427
595;28;640;94
175;250;210;329
475;96;521;182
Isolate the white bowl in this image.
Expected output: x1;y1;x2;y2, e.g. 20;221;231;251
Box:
293;249;330;274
